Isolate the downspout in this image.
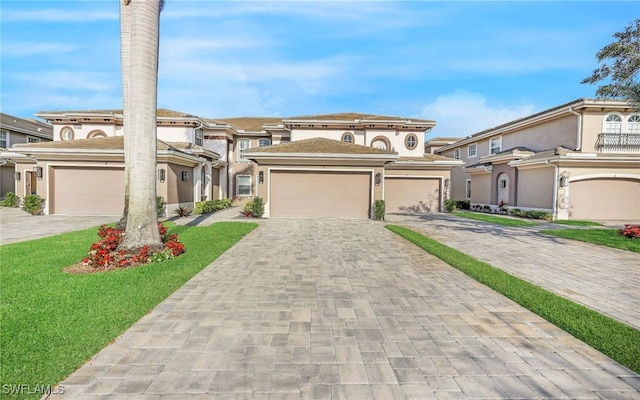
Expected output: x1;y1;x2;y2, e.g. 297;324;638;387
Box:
546;159;559;220
567;107;582;151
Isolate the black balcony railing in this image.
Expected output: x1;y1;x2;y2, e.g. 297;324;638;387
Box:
595;133;640;152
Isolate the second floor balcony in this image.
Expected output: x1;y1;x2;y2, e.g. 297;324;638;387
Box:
595;133;640;153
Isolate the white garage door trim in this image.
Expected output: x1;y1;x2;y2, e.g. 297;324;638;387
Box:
267;167;374;218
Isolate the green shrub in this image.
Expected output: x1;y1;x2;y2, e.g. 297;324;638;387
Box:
455;200;470;210
193;198;233;215
22;194;43;215
373;200;386;221
243;197;264;218
443;199;456;213
525;210;552;220
0;192;20;207
173;206;192;218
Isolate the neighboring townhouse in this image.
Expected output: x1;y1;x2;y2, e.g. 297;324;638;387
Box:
424;137;462;155
435;98;640;220
0;113;53;197
7;110;461;218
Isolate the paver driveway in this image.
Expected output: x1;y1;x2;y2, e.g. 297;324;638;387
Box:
52;219;639;399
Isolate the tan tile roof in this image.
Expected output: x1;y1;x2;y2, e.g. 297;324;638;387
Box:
246;137;397;155
397;154;456;162
36;108;196;118
12;136;191;152
207;117;283;132
286;112;434;123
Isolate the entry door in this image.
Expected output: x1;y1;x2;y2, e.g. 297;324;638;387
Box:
497;173;509;205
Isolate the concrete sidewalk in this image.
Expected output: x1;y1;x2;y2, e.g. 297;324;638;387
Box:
49;219;639;399
386;212;640;331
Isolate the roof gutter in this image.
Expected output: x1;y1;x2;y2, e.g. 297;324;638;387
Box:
545;159;559;220
567;106;582;151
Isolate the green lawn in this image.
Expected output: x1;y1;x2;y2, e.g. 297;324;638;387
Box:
549;220;604;227
0;222;257;399
452;211;539;227
542;228;640;253
386;224;640;374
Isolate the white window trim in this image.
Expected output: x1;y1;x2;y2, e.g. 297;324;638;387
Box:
453;148;460;160
468;143;477;158
237;139;250;162
27;136;41;143
0;130;7;148
490;136;502;155
236;175;252;197
603;113;623;134
465;179;471;199
258;138;271;147
195;128;203;146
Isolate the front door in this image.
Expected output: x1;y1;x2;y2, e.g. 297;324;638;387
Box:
497;173;509;206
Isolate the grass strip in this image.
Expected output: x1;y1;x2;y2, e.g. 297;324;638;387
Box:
386;224;640;374
452;211;539;227
542;228;640;253
549;220;604;227
0;221;257;400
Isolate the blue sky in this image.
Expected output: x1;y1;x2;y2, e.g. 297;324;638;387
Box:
1;1;637;138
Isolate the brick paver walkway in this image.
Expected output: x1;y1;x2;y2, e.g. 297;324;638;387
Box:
51;219;639;399
386;213;640;330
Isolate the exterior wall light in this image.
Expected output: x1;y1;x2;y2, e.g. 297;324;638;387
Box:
33;166;43;179
258;171;264;184
14;171;21;181
374;173;382;186
181;171;189;181
444;178;450;188
559;176;569;187
158;168;166;182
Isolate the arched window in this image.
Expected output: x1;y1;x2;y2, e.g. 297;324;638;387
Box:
628;114;640;134
371;136;390;150
87;130;107;139
341;132;354;144
604;114;622;133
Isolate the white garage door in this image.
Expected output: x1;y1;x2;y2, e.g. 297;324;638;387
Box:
270;170;371;218
385;177;441;213
52;167;125;215
569;178;640;220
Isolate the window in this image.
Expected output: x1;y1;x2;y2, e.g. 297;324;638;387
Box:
628;114;640;134
490;137;502;155
604;114;622;133
60;126;74;140
258;138;271;147
88;130;107;138
195;128;203;146
371;136;390;150
237;139;250;162
499;179;507;188
341;132;353;144
453;148;460;160
465;179;471;199
405;133;418;150
468;143;477;158
236;175;251;196
0;130;7;148
27;136;40;143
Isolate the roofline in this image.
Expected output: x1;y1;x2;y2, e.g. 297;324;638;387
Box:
436;98;636;153
243;152;399;160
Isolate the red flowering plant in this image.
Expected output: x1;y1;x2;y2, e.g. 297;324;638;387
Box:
618;224;640;239
82;223;184;270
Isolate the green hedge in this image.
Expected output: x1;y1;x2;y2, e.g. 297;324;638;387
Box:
193;198;233;214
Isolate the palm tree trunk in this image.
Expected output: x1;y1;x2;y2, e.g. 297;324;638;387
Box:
117;0;132;231
120;0;163;252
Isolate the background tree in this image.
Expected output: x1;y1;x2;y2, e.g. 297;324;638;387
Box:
582;18;640;106
119;0;165;252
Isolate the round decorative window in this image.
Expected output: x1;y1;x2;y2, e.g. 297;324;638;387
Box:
405;133;418;150
341;132;354;144
60;126;74;141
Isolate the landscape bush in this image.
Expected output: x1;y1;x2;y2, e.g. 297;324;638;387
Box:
0;192;20;207
373;199;386;220
618;224;640;239
22;194;43;215
455;200;470;210
443;199;456;213
243;197;264;218
193;198;233;214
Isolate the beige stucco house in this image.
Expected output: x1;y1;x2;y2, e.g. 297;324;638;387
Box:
435;98;640;221
6;110;460;218
0;113;53;197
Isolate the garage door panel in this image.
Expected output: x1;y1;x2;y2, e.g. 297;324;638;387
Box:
53;167;125;215
270;171;370;218
385;178;440;213
569;178;640;220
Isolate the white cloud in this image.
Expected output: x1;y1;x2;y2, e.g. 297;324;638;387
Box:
419;90;536;138
2;41;82;57
2;8;117;23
